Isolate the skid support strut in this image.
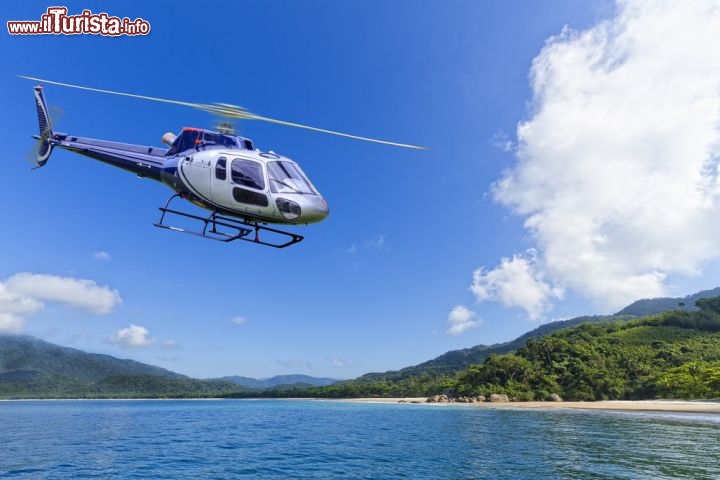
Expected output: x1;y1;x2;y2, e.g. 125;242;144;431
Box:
154;195;303;248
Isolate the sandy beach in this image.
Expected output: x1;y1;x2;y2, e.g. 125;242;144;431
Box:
333;398;720;413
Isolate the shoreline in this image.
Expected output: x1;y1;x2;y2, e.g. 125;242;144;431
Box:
328;398;720;413
2;397;719;413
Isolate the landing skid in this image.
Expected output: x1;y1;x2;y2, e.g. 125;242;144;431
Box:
154;195;304;248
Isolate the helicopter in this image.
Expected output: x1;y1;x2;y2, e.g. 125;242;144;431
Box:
21;76;425;248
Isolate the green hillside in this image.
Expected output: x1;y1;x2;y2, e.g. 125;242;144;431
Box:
254;296;720;400
351;289;720;388
4;289;720;401
0;335;243;399
452;296;720;401
354;316;612;384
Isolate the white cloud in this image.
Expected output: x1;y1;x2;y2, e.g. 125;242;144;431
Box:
446;305;480;335
471;251;563;321
0;273;121;332
5;273;121;314
0;283;44;316
332;357;347;368
230;316;247;326
92;251;112;261
488;0;720;311
109;324;155;348
0;313;25;333
161;340;178;349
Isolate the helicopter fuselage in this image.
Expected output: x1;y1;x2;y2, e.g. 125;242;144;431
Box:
42;127;329;227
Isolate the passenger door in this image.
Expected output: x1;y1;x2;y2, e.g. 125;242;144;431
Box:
210;155;233;207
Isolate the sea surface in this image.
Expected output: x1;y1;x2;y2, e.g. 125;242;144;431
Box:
1;400;720;479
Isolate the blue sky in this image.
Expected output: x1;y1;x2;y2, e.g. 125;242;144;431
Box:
3;1;720;379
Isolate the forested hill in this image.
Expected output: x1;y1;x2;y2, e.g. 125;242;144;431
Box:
263;296;720;399
356;289;720;383
0;335;242;399
451;296;720;401
0;335;182;381
354;316;612;383
614;287;720;317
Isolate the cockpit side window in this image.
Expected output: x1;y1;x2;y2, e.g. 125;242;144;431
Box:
231;158;265;190
216;157;227;180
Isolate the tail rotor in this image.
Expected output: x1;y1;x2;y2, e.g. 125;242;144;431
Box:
27;85;60;168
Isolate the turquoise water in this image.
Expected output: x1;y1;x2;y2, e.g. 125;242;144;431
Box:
1;400;719;479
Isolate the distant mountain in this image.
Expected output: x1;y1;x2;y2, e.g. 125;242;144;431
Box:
355;315;613;383
0;334;336;399
355;288;720;383
0;335;243;399
214;374;338;389
613;287;720;317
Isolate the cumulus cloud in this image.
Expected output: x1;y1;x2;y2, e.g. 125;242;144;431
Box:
471;251;563;321
485;0;720;314
0;283;44;316
109;324;155;348
0;281;40;332
0;273;121;332
446;305;480;335
6;273;121;314
0;313;25;333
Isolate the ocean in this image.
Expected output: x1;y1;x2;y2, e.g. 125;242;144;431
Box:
1;400;719;479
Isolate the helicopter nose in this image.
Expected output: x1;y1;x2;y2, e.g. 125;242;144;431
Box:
304;196;329;224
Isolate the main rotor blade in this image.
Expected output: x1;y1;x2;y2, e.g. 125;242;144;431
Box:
18;75;202;109
247;113;427;150
18;75;427;150
199;103;426;149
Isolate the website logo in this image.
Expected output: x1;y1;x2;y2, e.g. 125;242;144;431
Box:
7;7;150;36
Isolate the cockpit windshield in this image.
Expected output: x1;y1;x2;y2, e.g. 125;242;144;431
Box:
267;161;317;195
